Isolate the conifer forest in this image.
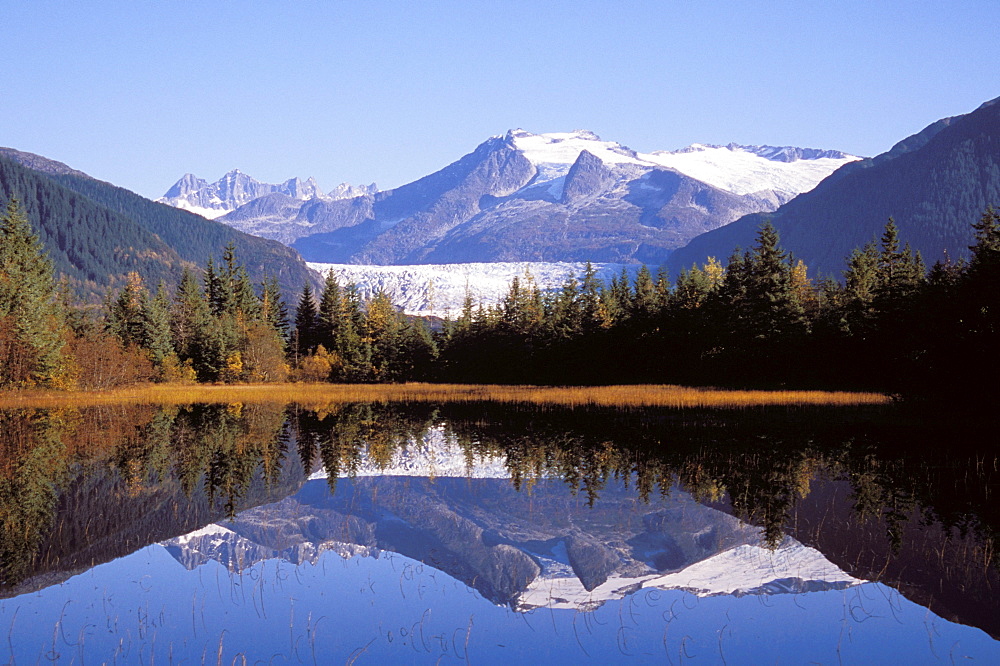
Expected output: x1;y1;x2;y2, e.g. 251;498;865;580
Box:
3;195;998;403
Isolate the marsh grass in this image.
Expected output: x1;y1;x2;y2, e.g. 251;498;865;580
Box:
0;382;890;410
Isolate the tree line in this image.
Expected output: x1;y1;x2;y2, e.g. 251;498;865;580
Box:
2;195;999;400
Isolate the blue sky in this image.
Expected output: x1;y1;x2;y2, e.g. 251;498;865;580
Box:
2;1;998;199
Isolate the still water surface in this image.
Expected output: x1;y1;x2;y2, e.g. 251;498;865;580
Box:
0;402;997;663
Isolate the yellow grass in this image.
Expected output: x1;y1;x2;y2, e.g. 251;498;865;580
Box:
0;382;891;410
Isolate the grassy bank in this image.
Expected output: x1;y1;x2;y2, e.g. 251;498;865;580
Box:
0;383;891;410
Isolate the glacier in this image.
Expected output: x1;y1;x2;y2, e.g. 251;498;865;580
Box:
307;260;639;318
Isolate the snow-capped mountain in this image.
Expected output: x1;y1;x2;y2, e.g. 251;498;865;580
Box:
160;131;857;264
643;142;856;199
505;130;854;203
307;260;637;317
157;169;376;220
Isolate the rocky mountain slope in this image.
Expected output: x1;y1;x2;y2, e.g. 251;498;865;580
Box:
161;131;856;265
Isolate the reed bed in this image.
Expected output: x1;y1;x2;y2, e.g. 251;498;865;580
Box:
0;382;891;410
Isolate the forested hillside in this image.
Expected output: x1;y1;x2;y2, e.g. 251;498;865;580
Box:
0;153;186;299
0;148;317;302
50;171;316;299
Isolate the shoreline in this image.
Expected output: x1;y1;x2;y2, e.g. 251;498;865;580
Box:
0;382;891;410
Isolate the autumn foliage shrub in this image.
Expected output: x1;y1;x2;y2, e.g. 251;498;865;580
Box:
65;332;155;389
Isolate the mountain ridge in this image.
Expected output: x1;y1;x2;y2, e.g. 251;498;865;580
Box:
167;129;856;265
158;169;377;219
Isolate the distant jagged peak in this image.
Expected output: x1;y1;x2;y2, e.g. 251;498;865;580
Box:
328;181;378;200
162;173;209;198
158;169;380;219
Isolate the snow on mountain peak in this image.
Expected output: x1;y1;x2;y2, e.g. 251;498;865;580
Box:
502;130;857;198
510;129;643;167
641;143;861;197
507;129;646;191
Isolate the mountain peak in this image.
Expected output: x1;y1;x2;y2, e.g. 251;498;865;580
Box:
158;169;378;219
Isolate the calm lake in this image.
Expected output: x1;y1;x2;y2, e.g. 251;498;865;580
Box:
0;401;997;664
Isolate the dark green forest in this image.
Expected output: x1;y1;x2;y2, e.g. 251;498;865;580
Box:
0;154;185;297
2;190;1000;403
0;153;315;303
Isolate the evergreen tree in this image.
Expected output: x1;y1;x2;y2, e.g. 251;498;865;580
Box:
969;207;1000;272
653;265;672;312
232;266;261;323
260;275;289;340
365;290;400;380
550;277;582;338
580;262;603;330
397;318;438;380
293;284;319;361
336;284;370;381
145;282;175;367
743;222;807;342
608;267;632;322
958;208;1000;387
841;242;880;333
671;265;712;310
875;219;924;305
204;257;229;318
171;268;210;364
0;199;67;386
630;265;656;319
107;272;150;350
317;270;344;350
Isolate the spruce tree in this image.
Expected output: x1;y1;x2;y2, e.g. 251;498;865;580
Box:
580;262;603;330
0;199;67;386
744;222;806;342
969;207;1000;272
293;284;319;361
232;266;261;323
653;266;672;313
260;276;289;340
671;265;712;310
145;282;175;367
204;257;228;318
107;272;150;350
171;268;210;363
365;290;400;380
337;284;369;381
317;271;344;350
631;265;656;319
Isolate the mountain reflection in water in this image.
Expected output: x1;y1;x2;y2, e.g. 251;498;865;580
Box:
0;401;997;663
